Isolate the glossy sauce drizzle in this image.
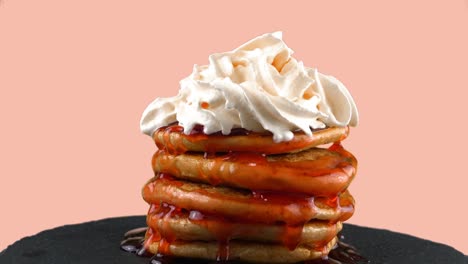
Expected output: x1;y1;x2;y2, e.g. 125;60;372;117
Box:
151;142;357;197
142;174;354;226
145;201;313;254
141;163;354;258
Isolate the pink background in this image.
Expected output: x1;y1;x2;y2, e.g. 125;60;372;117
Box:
1;0;467;254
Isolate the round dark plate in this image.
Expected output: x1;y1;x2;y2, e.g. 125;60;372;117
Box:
0;216;466;264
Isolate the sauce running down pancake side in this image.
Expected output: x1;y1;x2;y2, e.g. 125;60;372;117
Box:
143;200;342;254
123;125;367;263
142;173;355;226
151;143;357;196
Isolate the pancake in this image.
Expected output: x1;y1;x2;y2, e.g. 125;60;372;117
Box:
154;125;349;154
152;144;356;196
146;236;338;263
142;176;354;225
146;202;342;245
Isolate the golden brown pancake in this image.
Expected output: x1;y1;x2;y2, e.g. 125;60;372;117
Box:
142;176;354;225
154;125;349;154
146;203;342;245
152;145;356;196
146;236;338;263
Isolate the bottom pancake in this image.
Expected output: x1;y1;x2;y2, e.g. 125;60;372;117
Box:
146;236;338;263
147;203;342;246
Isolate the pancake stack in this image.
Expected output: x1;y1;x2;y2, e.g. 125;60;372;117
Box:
141;124;357;263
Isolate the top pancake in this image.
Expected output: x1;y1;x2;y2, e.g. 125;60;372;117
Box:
154;125;349;154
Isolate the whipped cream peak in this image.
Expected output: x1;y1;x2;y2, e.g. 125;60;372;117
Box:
140;32;359;142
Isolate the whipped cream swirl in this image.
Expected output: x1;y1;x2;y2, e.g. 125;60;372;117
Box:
141;32;359;142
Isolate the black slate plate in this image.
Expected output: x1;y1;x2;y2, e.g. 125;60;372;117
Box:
0;216;466;264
